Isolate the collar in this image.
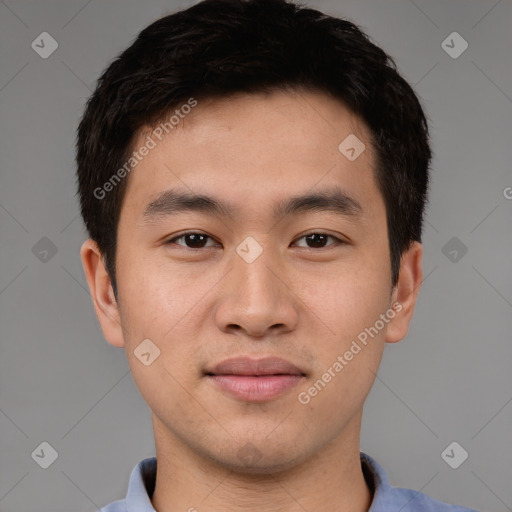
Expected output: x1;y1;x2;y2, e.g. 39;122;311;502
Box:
124;452;390;512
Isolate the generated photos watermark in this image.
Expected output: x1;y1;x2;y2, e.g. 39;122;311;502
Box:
93;97;198;200
298;301;403;405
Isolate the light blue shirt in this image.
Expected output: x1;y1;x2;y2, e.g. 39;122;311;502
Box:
98;452;478;511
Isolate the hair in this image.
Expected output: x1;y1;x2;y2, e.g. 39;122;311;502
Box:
76;0;431;300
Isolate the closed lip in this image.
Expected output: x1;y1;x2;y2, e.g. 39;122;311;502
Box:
205;356;306;376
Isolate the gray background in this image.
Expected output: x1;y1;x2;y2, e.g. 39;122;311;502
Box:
0;0;511;510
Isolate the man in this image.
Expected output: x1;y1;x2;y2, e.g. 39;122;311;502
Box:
76;0;478;510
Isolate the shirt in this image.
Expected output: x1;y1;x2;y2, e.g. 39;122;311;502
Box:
98;452;479;511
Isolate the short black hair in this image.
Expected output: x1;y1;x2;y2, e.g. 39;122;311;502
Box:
76;0;431;300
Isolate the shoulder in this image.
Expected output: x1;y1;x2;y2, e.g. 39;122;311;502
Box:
96;456;156;511
385;485;479;512
360;452;479;512
97;499;126;512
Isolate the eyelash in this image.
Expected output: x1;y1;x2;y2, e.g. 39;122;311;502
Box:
164;231;346;250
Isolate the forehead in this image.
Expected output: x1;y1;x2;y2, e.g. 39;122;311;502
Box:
121;89;380;222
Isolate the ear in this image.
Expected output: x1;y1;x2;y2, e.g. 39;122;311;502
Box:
385;241;423;343
80;238;125;348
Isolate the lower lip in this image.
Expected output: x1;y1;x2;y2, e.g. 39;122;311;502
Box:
207;374;304;402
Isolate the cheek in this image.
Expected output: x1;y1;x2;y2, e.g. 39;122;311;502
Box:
115;278;187;411
116;251;195;336
312;283;389;379
297;282;389;422
300;252;392;338
297;253;391;396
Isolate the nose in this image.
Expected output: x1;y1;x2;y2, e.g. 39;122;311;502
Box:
214;241;299;338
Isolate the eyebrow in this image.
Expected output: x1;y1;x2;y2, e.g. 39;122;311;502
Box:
141;186;364;223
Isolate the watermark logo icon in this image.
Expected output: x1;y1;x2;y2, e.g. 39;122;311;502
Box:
31;441;58;469
32;237;58;263
236;236;263;264
31;32;59;59
442;236;468;263
441;32;468;59
338;134;365;161
441;441;468;469
134;338;161;366
237;442;263;464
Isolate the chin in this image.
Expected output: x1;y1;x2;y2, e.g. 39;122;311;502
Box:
208;440;308;475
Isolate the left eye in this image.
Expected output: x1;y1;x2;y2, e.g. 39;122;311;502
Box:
292;233;342;249
166;233;218;249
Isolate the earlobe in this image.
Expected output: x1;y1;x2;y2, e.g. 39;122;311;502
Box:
80;239;125;348
385;241;423;344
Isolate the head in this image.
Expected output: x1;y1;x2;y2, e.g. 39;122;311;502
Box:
78;0;430;472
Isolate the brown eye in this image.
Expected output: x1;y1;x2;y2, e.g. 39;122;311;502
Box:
166;232;217;249
293;233;343;249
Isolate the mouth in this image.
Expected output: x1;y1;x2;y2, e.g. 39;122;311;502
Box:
204;356;306;402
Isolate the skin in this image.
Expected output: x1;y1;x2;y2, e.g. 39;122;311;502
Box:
81;89;423;512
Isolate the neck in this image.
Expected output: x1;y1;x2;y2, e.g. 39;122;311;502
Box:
150;413;373;512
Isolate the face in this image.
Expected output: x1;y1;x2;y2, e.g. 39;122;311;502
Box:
82;89;422;473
